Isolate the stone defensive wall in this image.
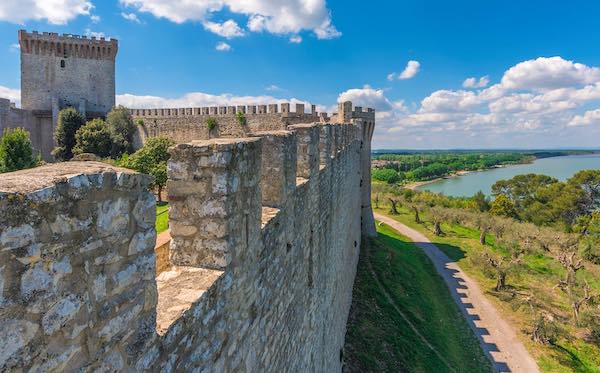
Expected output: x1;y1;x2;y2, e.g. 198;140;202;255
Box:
0;98;54;161
130;102;375;145
0;114;374;371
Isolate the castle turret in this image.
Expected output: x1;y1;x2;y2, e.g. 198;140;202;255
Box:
19;30;118;116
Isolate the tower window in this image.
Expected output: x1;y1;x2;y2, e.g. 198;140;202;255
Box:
60;60;65;68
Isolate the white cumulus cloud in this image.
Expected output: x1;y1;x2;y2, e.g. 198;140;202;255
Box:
338;86;392;112
203;19;244;39
116;91;317;112
289;35;302;43
119;0;341;40
359;56;600;148
121;12;141;23
398;60;420;80
0;0;94;25
215;42;232;52
569;109;600;127
500;56;600;91
84;28;106;38
463;76;489;88
0;85;21;107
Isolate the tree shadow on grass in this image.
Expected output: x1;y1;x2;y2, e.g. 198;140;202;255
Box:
551;343;588;372
433;242;466;262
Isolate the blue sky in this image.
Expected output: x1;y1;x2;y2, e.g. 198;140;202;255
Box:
1;0;600;149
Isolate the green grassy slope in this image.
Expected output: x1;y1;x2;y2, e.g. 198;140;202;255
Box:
156;202;169;234
375;206;600;373
344;224;492;373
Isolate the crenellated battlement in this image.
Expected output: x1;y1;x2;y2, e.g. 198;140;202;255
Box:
130;101;375;150
18;30;118;60
130;103;320;119
0;113;372;371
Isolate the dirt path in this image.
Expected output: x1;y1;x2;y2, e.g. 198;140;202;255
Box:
374;212;539;373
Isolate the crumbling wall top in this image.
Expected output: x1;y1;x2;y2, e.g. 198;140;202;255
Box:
0;161;144;194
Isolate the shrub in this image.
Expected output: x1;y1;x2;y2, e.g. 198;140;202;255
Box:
0;128;39;173
52;107;86;161
118;137;175;202
72;119;114;158
206;117;217;131
472;190;491;212
579;239;600;265
106;106;136;156
531;314;561;345
236;111;247;126
490;194;519;219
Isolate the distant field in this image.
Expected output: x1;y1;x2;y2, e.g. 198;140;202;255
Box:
156;202;169;234
344;224;492;372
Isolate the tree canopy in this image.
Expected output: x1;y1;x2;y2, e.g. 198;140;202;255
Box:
106;106;136;155
0;128;39;173
372;167;403;184
72;119;114;158
68;106;138;160
118;137;175;202
52;107;86;161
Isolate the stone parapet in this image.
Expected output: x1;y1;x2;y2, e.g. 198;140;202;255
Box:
0;102;376;371
167;138;262;270
0;161;156;371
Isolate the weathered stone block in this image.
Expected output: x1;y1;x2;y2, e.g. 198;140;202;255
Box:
42;294;82;335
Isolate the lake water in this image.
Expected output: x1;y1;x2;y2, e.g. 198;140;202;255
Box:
416;154;600;197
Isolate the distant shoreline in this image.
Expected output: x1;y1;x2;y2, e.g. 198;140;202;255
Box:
404;153;600;192
404;170;471;190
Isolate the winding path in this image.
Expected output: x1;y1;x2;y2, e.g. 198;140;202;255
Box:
374;212;539;373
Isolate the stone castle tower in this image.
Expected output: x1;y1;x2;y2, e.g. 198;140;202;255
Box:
0;31;118;160
18;30;118;117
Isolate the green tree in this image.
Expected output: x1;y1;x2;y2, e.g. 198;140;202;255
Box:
72;119;114;158
492;174;558;213
52;107;85;161
568;170;600;213
472;190;491;212
106;106;136;156
0;128;38;173
490;194;519;219
372;168;402;184
119;137;175;202
477;238;523;291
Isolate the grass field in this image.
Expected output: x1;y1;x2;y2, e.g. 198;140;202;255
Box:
344;224;492;372
374;204;600;373
156;202;169;234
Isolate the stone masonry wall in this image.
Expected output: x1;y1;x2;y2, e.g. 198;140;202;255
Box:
130;103;373;150
156;122;363;371
19;30;117;114
0;112;371;371
0;98;55;161
0;162;156;371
